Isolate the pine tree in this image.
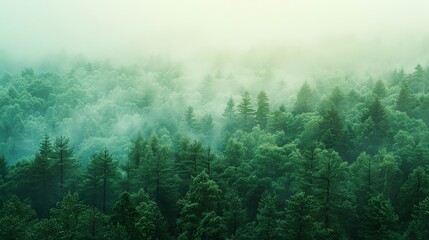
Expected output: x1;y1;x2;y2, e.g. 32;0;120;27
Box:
328;86;345;110
364;98;388;150
237;91;255;131
284;192;320;240
143;135;178;226
185;106;197;130
49;192;86;239
222;97;237;134
30;135;55;217
135;200;169;240
373;80;387;98
313;149;348;236
294;82;314;114
396;84;414;114
320;105;344;152
98;148;118;213
407;196;429;240
223;190;247;237
111;192;139;239
0;154;7;183
361;194;398;239
51;136;79;196
255;192;283;240
81;154;101;208
177;171;221;239
255;91;270;129
398;167;429;222
0;196;37;240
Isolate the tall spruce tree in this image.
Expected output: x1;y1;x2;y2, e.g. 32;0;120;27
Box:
255;91;270;129
237;91;255;131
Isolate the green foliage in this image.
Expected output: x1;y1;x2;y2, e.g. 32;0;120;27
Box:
294;82;314;114
284;192;320;240
177;171;221;239
255;91;270;129
1;63;429;239
360;194;398;239
0;196;37;240
255;192;283;240
407;196;429;240
237;91;255;131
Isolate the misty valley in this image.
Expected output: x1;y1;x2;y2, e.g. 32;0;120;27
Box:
0;58;428;240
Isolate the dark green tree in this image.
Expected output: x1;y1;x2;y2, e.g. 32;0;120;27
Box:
398;167;429;222
177;171;221;240
396;84;415;114
360;194;398;239
407;196;429;240
185;106;197;130
98;148;118;213
237;91;255;131
111;192;139;239
294;82;314;114
373;80;387;98
0;196;37;240
52;136;79;196
284;192;320;240
135;200;170;240
30;135;55;217
255;91;270;129
223;190;247;237
255;192;283;240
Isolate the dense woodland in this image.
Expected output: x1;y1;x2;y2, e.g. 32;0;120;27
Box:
1;60;429;240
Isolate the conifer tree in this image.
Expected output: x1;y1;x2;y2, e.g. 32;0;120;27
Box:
255;192;283;240
255;91;270;129
361;194;398;239
237;91;255;131
51;136;79;196
284;192;320;240
294;82;314;114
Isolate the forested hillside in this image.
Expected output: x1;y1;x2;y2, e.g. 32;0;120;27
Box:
1;60;429;239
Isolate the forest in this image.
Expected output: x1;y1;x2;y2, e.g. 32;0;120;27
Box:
0;58;429;240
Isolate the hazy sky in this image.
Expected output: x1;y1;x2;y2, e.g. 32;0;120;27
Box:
1;0;429;66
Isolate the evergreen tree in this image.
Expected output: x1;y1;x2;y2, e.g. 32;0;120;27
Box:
51;136;79;196
284;192;320;240
363;98;388;151
255;192;283;240
177;171;221;240
294;82;314;114
135;200;169;240
223;190;247;237
25;218;64;240
373;80;387;98
407;196;429;240
30;135;55;217
0;196;37;240
320;105;344;152
81;154;101;208
328;86;345;110
361;194;398;239
143;135;178;226
98;148;118;213
313;149;349;237
0;154;7;183
255;91;270;129
396;84;414;114
185;106;197;130
398;166;429;222
49;192;86;239
111;192;139;239
237;91;255;131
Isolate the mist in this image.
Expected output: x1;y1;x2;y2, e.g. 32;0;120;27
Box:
1;0;429;69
